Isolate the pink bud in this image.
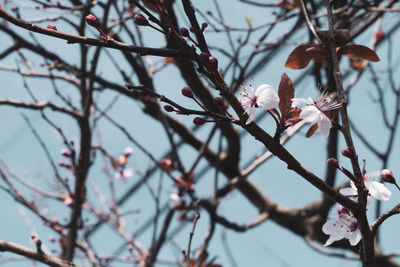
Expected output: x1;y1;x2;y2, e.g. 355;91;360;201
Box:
208;57;218;72
180;27;189;37
193;117;205;125
85;14;97;27
341;146;355;159
181;87;193;98
201;22;208;31
47;24;57;31
327;158;339;169
61;149;72;157
381;169;395;184
134;14;149;26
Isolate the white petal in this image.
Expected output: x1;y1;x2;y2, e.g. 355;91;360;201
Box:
339;182;357;196
366;181;392;201
339;187;357;196
291;97;313;107
299;105;321;123
318;113;332;137
322;219;347;246
240;97;253;112
255;84;279;110
122;168;133;178
347;230;362;246
246;107;256;125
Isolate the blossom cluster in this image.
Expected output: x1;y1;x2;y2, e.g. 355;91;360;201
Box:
239;78;341;137
322;169;395;247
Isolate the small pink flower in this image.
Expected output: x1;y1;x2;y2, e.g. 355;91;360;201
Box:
292;92;341;137
322;204;361;246
240;82;279;124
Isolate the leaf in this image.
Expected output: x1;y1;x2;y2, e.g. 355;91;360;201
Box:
317;29;350;48
306;123;319;138
285;45;329;69
278;73;294;119
338;44;380;62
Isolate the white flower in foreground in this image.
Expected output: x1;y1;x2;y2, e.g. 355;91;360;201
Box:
292;92;341;137
240;83;279;124
339;177;392;201
322;205;361;246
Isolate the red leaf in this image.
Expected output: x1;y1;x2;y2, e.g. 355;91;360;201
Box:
285;45;329;69
317;29;350;48
306;123;319;138
278;73;294;119
338;44;380;62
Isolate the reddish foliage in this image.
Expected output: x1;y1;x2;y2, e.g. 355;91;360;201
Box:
285;29;379;69
338;44;380;62
278;73;295;120
306;123;319;138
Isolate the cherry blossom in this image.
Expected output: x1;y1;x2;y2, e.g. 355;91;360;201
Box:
291;92;341;137
240;82;279;124
322;205;361;246
114;168;133;180
339;176;391;201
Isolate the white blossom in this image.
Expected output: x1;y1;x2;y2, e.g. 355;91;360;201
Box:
339;177;391;201
292;92;341;137
322;205;361;246
240;83;279;124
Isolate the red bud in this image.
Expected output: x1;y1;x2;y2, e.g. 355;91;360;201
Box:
181;87;193;98
164;105;174;112
134;14;149;26
180;27;189;37
381;169;395;184
193;117;205;125
341;146;355;159
208;57;218;72
327;158;339;169
85;14;97;27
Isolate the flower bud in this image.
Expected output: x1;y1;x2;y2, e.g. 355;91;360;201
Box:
199;52;209;65
164;105;174;112
208;57;218;72
181;87;193;98
47;24;57;31
381;169;395;184
190;26;197;33
85;14;97;27
327;158;339;169
341;146;355;159
134;14;149;26
180;27;189;37
193;117;205;125
201;22;208;31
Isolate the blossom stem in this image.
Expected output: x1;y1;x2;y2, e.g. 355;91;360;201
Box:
192;97;207;111
267;110;280;127
148;24;166;34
